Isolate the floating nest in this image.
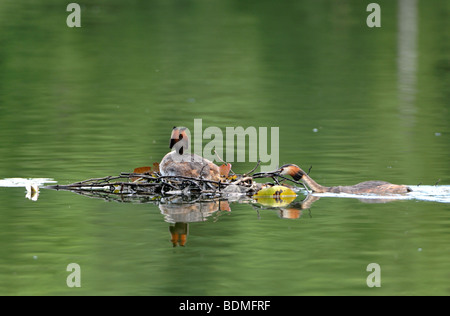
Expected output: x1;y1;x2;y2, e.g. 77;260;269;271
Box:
45;161;305;204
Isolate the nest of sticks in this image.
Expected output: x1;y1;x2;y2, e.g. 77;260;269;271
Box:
45;161;307;201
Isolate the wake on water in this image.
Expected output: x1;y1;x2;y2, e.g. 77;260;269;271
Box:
0;178;57;187
309;185;450;204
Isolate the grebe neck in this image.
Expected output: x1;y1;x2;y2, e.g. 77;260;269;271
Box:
298;169;329;193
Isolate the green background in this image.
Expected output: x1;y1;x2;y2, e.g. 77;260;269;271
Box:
0;0;449;295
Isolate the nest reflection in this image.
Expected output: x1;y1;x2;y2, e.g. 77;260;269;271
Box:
45;185;318;247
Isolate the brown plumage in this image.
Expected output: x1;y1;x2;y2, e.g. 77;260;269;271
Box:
159;127;220;181
278;164;412;195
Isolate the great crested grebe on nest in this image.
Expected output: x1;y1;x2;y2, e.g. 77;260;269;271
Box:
159;127;221;181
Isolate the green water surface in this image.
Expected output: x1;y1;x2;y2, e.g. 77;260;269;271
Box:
0;0;449;295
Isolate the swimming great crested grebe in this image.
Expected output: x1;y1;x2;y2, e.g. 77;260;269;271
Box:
271;164;412;195
159;127;221;181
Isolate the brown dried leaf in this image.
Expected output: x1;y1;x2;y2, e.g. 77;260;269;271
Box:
219;163;232;177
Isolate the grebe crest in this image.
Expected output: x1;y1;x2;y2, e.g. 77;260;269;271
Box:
279;164;304;181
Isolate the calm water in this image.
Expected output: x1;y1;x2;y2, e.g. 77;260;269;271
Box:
0;0;449;295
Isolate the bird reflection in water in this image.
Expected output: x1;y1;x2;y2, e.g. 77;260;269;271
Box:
169;223;188;247
253;193;319;220
42;183;322;247
159;199;230;247
275;194;320;219
162;194;320;246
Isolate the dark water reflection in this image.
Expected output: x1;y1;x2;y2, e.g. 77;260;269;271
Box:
1;0;449;295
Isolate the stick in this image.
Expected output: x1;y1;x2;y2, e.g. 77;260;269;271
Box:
120;173;230;186
73;175;126;185
214;150;236;175
232;176;253;186
243;160;261;177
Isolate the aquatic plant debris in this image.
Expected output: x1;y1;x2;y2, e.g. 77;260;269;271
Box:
45;171;268;198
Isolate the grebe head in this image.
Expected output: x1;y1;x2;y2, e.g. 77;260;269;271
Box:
253;164;305;181
169;126;189;154
278;164;304;181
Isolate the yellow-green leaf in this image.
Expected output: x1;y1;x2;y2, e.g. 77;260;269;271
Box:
253;185;297;207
